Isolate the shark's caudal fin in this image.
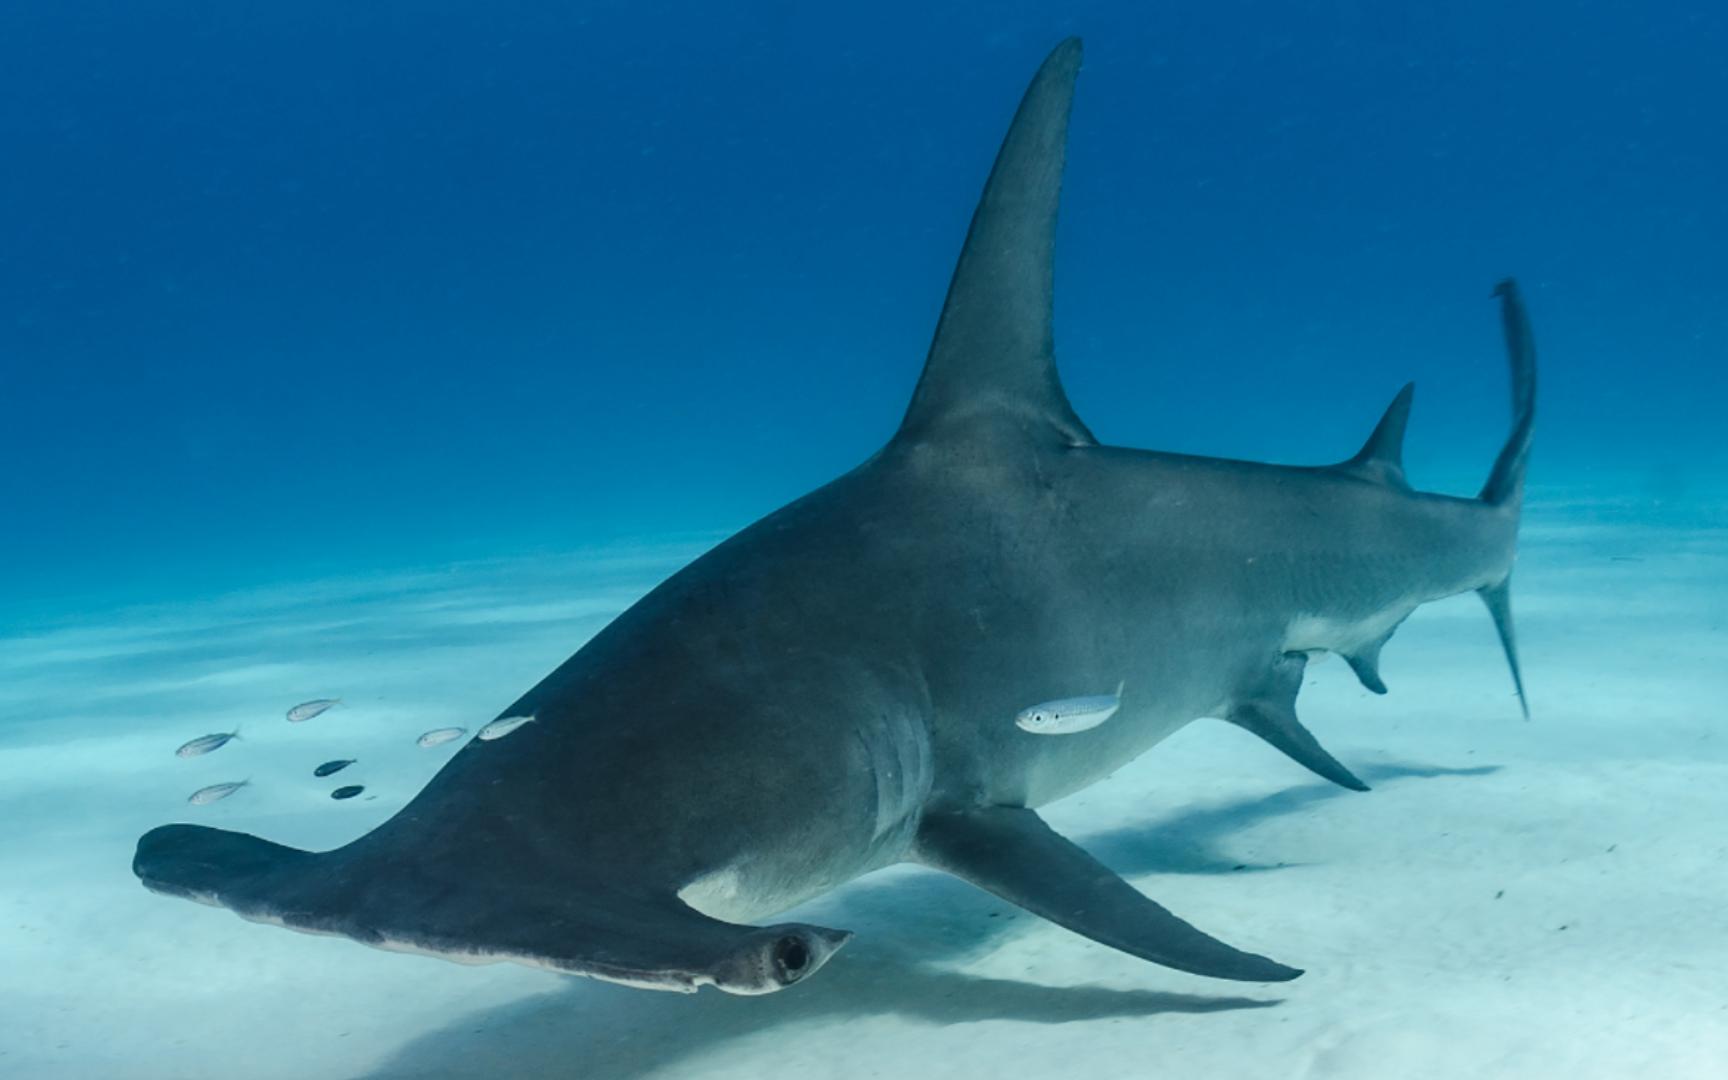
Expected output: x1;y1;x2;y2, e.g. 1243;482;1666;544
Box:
1478;279;1538;718
894;38;1095;448
1481;280;1537;508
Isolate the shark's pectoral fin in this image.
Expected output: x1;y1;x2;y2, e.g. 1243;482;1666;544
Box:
1224;653;1369;791
913;806;1301;983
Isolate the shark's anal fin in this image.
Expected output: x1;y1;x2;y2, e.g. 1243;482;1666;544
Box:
1341;650;1388;694
1224;653;1369;791
914;806;1301;982
1339;617;1407;695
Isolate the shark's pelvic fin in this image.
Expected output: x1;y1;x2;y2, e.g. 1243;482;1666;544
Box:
915;806;1301;982
1337;382;1414;489
895;38;1095;448
1225;653;1369;791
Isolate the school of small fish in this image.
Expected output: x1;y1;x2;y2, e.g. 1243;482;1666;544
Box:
1014;680;1126;735
173;695;518;806
169;676;1128;805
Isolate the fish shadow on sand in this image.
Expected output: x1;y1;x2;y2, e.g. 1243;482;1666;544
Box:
1091;760;1502;876
356;761;1497;1079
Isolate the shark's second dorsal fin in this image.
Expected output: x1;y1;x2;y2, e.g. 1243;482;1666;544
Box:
1335;383;1414;488
894;39;1095;449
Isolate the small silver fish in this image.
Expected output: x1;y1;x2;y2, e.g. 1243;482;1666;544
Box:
1015;681;1125;735
187;780;249;805
416;727;467;748
476;713;536;742
286;698;342;723
175;729;240;758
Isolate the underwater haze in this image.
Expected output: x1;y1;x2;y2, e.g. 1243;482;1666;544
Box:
3;3;1726;1078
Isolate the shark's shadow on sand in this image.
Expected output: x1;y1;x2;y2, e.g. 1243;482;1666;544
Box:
358;762;1496;1079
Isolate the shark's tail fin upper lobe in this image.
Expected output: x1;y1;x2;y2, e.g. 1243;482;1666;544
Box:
1478;278;1538;717
1481;279;1537;508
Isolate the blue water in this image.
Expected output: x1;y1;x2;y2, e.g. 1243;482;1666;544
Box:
5;1;1723;625
3;5;1727;1078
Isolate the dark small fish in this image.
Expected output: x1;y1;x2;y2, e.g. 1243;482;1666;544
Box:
330;785;365;801
313;759;356;778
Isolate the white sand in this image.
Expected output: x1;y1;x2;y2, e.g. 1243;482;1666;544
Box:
2;500;1724;1079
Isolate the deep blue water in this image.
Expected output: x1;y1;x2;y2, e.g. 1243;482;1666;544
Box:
4;1;1724;624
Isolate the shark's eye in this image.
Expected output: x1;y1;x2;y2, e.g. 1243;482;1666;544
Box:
774;936;810;979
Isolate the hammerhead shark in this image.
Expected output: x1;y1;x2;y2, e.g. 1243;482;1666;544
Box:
135;38;1535;994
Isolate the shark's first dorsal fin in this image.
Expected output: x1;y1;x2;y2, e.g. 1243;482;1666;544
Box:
1336;383;1414;488
894;38;1095;448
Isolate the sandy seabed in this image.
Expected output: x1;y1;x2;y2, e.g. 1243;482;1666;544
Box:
3;495;1725;1079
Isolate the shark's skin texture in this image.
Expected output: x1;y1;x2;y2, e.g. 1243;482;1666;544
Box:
134;39;1536;995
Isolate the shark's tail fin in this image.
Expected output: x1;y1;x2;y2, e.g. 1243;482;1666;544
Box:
1477;279;1537;717
1480;279;1537;508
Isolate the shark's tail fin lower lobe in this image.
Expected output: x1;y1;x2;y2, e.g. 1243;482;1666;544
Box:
1477;278;1537;717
